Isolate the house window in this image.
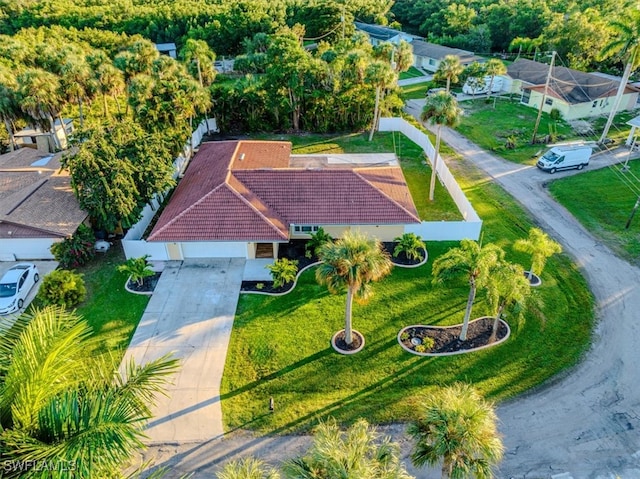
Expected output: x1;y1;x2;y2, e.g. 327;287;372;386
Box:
520;90;531;104
592;101;598;108
428;58;436;66
293;225;319;233
545;98;553;106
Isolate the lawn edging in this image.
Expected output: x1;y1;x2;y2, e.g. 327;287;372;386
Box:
241;261;321;296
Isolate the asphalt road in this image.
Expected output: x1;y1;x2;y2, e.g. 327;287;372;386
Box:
139;110;640;478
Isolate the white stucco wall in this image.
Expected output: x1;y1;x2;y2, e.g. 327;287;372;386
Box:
0;238;59;260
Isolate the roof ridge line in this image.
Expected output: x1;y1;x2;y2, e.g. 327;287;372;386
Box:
353;169;421;222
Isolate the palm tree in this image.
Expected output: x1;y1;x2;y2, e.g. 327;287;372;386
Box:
316;230;393;347
408;383;504;479
217;457;280;479
431;240;504;341
366;60;397;141
485;261;531;343
484;58;507;102
513;227;562;281
433;55;463;92
283;418;414;479
180;38;217;87
0;64;22;151
598;11;640;144
421;91;462;201
59;53;96;129
0;306;178;478
88;51;125;118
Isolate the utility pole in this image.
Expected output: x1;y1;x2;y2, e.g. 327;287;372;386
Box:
531;51;556;145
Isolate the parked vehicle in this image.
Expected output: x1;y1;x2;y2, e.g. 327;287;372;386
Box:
462;76;504;95
0;263;39;315
536;145;593;174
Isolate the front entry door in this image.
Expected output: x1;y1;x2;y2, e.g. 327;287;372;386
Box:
255;243;274;258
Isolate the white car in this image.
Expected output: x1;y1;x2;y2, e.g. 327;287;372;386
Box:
0;263;40;315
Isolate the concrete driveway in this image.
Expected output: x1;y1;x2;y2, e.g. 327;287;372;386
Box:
123;258;245;444
0;260;57;317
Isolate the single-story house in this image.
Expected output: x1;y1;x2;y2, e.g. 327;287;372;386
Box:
147;140;420;260
154;42;177;59
411;40;485;73
0;148;88;260
14;119;74;153
506;58;640;120
354;22;417;45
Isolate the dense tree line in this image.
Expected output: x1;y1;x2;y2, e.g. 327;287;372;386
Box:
391;0;636;72
0;0;392;56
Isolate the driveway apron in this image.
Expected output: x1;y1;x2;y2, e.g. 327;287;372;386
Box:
123;258;245;444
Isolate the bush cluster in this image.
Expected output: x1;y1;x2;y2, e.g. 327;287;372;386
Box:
38;270;87;308
50;225;96;269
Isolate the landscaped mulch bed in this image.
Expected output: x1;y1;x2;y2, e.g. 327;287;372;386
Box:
126;272;162;293
240;280;294;294
333;330;364;353
400;317;508;354
382;242;425;266
278;239;318;270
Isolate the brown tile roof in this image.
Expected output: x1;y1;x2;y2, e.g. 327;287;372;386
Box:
148;140;420;242
0;149;87;239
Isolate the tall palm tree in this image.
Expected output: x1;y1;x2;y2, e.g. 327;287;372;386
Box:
408;383;504;479
16;67;64;150
484;58;507;102
431;240;504;341
59;53;96;129
0;64;22;151
316;230;393;347
485;261;531;343
180;38;217;87
88;51;125;118
513;227;562;280
433;55;463;92
366;60;397;141
0;306;178;478
283;418;414;479
421;91;462;201
217;457;280;479
598;11;640;144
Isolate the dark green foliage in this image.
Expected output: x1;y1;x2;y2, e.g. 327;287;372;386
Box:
117;255;154;287
393;233;426;261
267;258;299;288
305;227;333;258
38;270;87;308
50;224;96;269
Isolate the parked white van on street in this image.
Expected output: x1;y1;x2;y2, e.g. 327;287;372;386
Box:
536;145;593;173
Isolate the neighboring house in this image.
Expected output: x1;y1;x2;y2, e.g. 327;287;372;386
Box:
0;148;88;260
506;58;640;120
354;22;417;45
14;119;74;153
154;42;177;59
147;140;420;260
411;40;485;73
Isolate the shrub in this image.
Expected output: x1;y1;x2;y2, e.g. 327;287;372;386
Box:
266;258;299;288
118;255;154;287
400;331;410;341
256;282;265;290
50;224;96;268
393;233;426;261
305;227;333;258
38;269;86;308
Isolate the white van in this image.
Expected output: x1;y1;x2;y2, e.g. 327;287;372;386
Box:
536;145;592;173
462;76;504;95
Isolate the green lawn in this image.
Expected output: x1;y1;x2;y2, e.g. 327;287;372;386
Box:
256;131;462;221
74;245;150;358
221;138;595;434
399;67;426;80
548;162;640;264
400;83;429;100
456;97;576;164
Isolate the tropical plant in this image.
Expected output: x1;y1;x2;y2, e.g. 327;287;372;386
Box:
433;55;463;92
366;60;397;141
180;38;217;87
283;418;414;479
598;10;640;143
393;233;426;261
217;457;280;479
431;240;504;341
266;258;299;288
408;383;504;479
0;306;179;479
513;227;562;279
305;227;333;258
421;91;462;201
38;269;86;308
485;260;531;342
316;231;393;347
50;224;96;269
118;255;155;287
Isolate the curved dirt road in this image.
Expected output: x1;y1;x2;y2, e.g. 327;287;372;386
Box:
429;122;640;479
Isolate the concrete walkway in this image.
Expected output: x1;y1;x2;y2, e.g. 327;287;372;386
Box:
123;258;245;444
